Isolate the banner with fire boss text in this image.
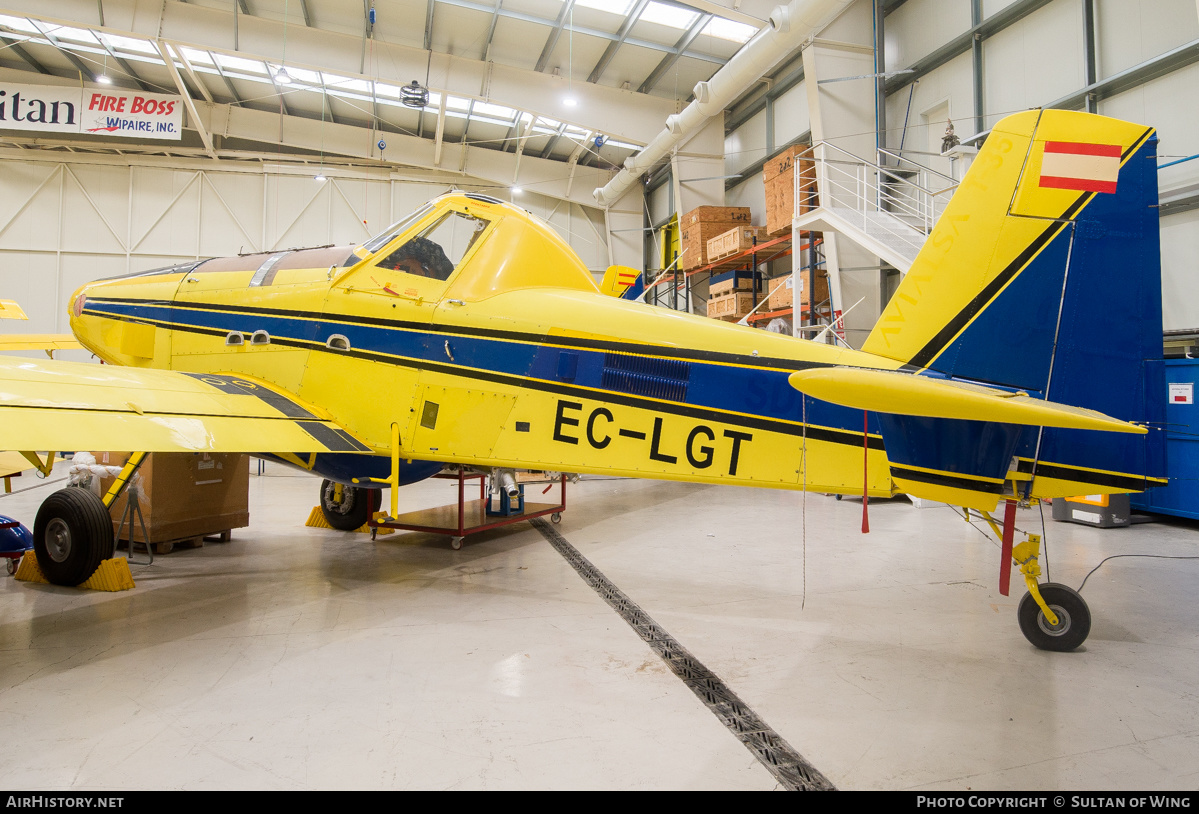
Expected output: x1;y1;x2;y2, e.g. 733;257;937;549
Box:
0;82;182;140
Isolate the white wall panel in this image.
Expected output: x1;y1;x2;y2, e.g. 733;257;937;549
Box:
884;0;972;72
1159;209;1199;332
983;0;1022;17
726;175;767;229
725;109;769;176
1096;0;1199;80
885;51;975;150
0;155;612;344
649;177;672;224
982;0;1083;129
1099;61;1199;197
772;80;811;148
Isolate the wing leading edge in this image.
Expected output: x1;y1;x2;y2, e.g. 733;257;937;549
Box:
0;355;373;454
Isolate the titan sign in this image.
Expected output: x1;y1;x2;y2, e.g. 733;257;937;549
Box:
0;82;182;140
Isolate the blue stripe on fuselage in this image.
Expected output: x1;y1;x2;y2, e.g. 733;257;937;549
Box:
82;298;877;440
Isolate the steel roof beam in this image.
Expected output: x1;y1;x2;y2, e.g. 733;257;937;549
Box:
482;0;503;62
587;0;650;84
424;0;436;51
27;20;101;81
535;0;576;73
0;35;51;75
638;12;713;93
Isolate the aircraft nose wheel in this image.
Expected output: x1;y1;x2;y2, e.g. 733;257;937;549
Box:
319;480;381;531
1018;582;1091;651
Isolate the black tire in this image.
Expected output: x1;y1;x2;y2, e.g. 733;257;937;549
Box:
33;487;115;586
1018;582;1091;651
320;480;381;531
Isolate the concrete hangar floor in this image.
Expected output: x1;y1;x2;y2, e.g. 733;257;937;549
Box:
1;461;1198;791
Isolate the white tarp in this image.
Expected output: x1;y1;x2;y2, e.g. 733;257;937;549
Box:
0;82;182;140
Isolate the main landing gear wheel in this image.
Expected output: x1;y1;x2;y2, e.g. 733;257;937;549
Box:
33;487;115;586
319;480;381;531
1018;582;1092;651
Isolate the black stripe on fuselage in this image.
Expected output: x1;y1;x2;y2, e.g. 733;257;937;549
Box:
1031;462;1157;492
82;304;886;451
84;296;832;373
890;466;1006;494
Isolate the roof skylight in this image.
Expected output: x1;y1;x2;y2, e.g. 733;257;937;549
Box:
574;0;637;16
100;33;158;54
639;2;700;30
215;53;268;75
702;17;759;43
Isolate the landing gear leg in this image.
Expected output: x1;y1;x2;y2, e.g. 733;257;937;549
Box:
1012;534;1091;651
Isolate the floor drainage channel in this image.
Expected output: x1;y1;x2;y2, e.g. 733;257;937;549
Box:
531;517;835;791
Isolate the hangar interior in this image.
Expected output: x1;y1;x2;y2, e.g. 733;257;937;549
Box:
1;0;1199;791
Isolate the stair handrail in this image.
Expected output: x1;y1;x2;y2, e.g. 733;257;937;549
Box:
876;146;959;185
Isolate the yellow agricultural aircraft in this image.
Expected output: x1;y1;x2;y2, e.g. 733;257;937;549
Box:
0;109;1167;651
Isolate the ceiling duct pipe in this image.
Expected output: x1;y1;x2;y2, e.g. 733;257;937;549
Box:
593;0;853;206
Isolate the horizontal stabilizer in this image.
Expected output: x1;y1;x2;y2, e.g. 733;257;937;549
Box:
788;368;1145;435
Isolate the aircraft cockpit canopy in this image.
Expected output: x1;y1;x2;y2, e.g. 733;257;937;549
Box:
374;211;488;281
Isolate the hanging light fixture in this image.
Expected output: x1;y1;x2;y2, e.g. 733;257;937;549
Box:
275;66;293;85
400;80;430;109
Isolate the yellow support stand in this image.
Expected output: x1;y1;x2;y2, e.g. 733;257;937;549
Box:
14;551;134;591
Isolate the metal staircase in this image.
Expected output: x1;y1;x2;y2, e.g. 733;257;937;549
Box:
794;142;958;274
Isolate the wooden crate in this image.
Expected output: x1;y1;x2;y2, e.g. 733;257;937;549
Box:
683;206;753;226
707;290;760;320
679;206;752;270
764;145;817;237
767;272;829;311
709;270;764;298
706;226;768;267
90;452;250;547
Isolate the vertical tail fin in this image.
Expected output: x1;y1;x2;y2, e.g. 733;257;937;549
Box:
865;109;1159;394
864;109;1165;499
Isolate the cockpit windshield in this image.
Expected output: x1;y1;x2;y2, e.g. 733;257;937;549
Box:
360;202;435;255
374;210;489;281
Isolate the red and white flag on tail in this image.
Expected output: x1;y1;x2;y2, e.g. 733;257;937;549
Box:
1039;141;1122;193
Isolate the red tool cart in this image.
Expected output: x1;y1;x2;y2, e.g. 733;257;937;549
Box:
368;469;566;549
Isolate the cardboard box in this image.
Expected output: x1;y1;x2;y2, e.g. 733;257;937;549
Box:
706;290;760;320
764;145;817;236
706;226;768;267
679;206;752;270
91;452;250;545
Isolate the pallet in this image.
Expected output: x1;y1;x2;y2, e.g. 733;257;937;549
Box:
116;529;233;556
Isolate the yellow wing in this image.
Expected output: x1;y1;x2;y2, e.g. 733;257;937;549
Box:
788;367;1146;434
0;334;83;352
0;300;29;320
0;355;374;454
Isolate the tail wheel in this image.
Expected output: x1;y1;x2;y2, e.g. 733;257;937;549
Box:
33;487;115;586
320;480;381;531
1018;582;1092;651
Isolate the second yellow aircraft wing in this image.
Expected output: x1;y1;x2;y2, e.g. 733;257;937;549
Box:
0;334;83;352
788;367;1146;434
0;355;373;454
